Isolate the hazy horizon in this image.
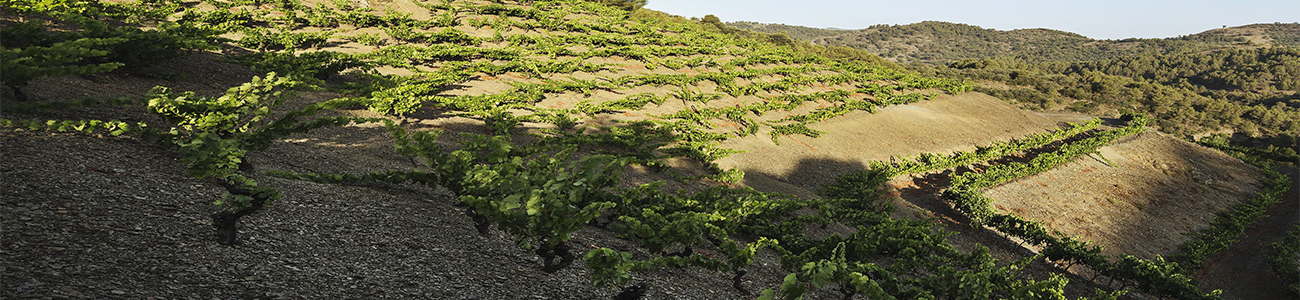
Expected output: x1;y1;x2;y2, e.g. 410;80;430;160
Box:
643;0;1300;40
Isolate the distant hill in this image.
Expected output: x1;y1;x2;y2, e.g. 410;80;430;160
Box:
725;21;847;41
727;21;1300;65
1181;23;1300;47
724;21;1300;146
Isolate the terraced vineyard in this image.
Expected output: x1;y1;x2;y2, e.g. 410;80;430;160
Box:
1;0;1294;299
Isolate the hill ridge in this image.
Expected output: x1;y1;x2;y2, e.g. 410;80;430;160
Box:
727;20;1300;64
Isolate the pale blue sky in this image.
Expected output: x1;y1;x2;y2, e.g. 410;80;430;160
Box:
643;0;1300;40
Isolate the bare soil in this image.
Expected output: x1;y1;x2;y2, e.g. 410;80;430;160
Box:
984;131;1265;259
718;92;1064;195
0;127;801;300
1197;168;1300;300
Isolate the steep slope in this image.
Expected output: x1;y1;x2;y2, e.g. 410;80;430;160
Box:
719;92;1062;195
985;131;1265;259
1;1;1289;299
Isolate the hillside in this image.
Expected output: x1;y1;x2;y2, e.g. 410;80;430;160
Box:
729;21;1300;65
2;1;1296;300
1184;23;1300;47
725;21;847;41
728;20;1300;150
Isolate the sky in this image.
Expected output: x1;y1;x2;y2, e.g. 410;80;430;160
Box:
642;0;1300;40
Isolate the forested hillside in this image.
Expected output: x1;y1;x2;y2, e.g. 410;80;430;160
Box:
732;21;1300;150
733;21;1300;65
725;21;846;41
929;48;1300;144
1183;23;1300;47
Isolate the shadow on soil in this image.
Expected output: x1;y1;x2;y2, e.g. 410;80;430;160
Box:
944;132;1285;299
741;155;1118;299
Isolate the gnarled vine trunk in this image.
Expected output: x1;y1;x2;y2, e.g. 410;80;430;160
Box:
211;184;271;245
536;242;575;273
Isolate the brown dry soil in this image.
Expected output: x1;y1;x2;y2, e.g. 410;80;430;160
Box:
717;92;1063;197
975;131;1300;300
984;131;1264;260
1198;168;1300;300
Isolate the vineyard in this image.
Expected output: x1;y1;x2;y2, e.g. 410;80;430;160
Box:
1;0;1295;299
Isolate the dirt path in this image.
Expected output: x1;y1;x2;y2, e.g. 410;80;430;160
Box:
1198;167;1300;300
